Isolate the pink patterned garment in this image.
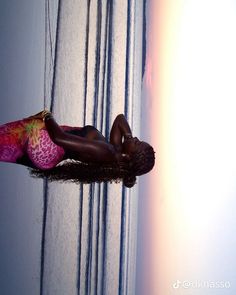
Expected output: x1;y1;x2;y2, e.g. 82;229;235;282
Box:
0;118;66;170
27;128;65;170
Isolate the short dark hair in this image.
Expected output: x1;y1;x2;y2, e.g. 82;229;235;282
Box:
129;143;155;176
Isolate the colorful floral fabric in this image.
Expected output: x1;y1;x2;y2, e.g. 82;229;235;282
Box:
0;118;68;169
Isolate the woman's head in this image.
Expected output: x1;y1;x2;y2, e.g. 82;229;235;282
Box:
122;137;155;176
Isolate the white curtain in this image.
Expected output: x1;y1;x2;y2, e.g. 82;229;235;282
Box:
40;0;145;294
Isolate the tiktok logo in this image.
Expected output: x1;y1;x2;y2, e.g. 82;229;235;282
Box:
172;280;181;289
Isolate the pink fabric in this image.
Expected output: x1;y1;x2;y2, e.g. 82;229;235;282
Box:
0;118;67;169
0;120;26;163
27;128;65;170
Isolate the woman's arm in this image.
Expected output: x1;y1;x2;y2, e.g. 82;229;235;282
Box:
44;114;117;163
44;113;65;142
109;114;133;151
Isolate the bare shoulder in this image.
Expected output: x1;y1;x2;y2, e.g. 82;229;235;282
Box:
82;125;106;142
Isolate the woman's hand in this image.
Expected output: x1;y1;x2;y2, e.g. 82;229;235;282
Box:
25;110;51;121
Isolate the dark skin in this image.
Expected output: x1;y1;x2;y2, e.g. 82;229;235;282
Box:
28;112;141;166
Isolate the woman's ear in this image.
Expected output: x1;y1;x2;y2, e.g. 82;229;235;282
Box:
123;175;136;188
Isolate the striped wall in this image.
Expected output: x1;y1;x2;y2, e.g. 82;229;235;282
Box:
40;1;145;294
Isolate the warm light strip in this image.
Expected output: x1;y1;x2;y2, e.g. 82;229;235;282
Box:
143;1;236;294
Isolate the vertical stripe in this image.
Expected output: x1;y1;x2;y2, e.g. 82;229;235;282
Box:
105;0;113;139
50;0;62;112
125;191;131;295
47;0;54;66
41;1;62;293
102;1;114;290
77;184;84;295
101;183;108;294
119;1;131;293
119;185;127;295
44;0;54;109
142;0;147;78
44;0;47;109
85;184;95;294
93;0;102;127
40;179;49;295
124;0;131;117
99;0;109;134
83;0;91;126
94;183;101;294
